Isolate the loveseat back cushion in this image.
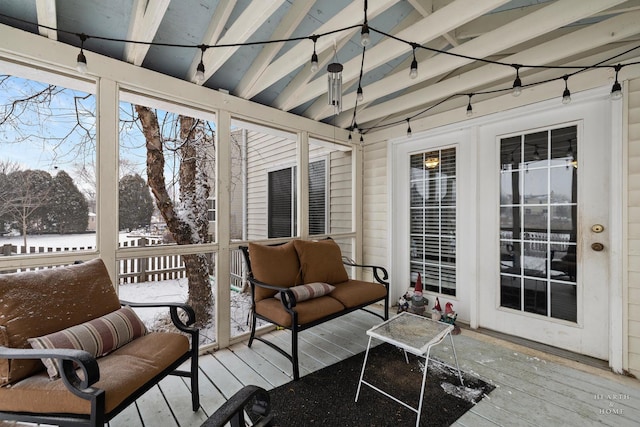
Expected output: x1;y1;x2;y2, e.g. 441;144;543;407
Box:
293;239;349;285
248;241;302;301
28;306;148;379
0;258;121;385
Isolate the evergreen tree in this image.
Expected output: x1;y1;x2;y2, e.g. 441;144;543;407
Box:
48;170;89;233
119;174;154;231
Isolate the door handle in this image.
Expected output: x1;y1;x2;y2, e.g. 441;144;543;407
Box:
591;242;604;252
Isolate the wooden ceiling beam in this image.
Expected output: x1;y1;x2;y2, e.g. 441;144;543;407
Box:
352;9;640;126
193;0;285;83
296;0;509;118
310;0;629;122
123;0;170;66
35;0;57;40
236;0;314;99
249;0;400;99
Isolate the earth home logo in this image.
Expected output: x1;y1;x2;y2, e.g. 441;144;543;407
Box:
594;394;630;415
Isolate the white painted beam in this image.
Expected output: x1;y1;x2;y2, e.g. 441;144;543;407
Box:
123;0;170;66
186;0;237;80
354;10;640;126
249;0;400;99
292;0;509;117
236;0;314;99
35;0;57;40
193;0;285;84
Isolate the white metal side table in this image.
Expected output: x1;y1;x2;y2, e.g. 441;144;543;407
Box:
355;311;464;427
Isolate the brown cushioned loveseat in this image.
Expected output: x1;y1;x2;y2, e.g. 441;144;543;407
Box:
240;238;389;380
0;258;199;427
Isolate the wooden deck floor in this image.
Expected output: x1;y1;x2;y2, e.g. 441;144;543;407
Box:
5;310;640;426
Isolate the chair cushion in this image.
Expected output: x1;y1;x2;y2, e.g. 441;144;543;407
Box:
274;282;335;303
28;306;148;379
0;259;121;385
255;297;344;327
293;239;349;285
329;279;388;308
0;332;189;415
249;241;302;301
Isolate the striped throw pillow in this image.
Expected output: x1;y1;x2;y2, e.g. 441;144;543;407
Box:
275;282;335;303
28;306;147;379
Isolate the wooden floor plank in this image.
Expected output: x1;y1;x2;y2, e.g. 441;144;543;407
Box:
134;385;178;427
212;347;273;390
157;375;209;427
8;310;639;427
108;402;143;427
226;341;291;388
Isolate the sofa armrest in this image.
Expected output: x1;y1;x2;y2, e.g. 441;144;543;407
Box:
0;345;101;397
342;256;390;286
120;300;198;333
246;277;299;309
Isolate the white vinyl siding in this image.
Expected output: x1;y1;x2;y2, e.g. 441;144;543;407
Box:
628;77;640;378
363;141;389;282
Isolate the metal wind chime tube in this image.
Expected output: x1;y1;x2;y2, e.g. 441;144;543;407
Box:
327;62;343;115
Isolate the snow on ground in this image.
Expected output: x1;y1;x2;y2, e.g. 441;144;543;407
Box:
2;232;260;346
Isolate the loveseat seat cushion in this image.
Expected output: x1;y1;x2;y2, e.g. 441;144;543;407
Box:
329;279;388;309
249;241;302;301
255;296;344;327
0;332;189;415
0;259;121;385
293;239;349;285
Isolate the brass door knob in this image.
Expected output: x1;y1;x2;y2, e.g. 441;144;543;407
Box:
591;242;604;251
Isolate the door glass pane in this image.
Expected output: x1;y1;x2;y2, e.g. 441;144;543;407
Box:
409;148;456;296
499;125;577;322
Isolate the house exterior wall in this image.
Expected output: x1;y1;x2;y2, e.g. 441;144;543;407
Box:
363;78;640;378
362;140;389;283
628;77;640;378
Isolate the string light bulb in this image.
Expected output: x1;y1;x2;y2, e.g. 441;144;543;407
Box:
360;23;370;47
76;34;88;74
310;36;319;73
194;45;206;84
466;94;473;117
512;65;522;97
361;0;370;47
409;44;418;79
406;118;412;138
357;85;363;102
561;75;571;104
611;64;623;100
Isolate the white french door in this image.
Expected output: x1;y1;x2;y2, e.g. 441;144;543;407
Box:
477;94;613;360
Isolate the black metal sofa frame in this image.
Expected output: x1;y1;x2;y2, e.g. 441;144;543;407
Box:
240;240;389;380
0;259;199;427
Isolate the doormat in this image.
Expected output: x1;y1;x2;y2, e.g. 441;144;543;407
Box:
265;342;494;426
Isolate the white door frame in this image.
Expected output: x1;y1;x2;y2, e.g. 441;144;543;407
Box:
388;86;623;371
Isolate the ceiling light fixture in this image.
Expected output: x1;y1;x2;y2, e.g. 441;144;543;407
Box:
424;157;439;169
